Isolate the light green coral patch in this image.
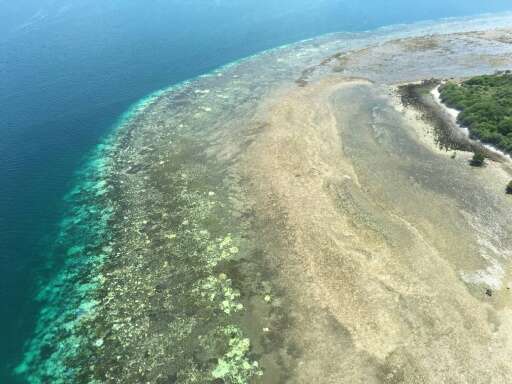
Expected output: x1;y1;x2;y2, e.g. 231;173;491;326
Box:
212;326;262;383
196;275;243;315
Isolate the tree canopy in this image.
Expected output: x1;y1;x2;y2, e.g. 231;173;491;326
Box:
440;72;512;153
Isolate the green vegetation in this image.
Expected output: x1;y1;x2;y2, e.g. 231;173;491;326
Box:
506;180;512;194
470;152;485;167
440;72;512;153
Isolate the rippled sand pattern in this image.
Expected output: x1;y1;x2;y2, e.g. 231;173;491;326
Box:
18;14;512;384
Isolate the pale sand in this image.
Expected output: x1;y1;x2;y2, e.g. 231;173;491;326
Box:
242;76;512;383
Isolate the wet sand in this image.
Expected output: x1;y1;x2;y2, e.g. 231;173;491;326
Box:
244;76;512;382
240;27;512;383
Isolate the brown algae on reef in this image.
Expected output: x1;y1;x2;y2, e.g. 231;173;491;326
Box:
17;13;512;384
75;130;269;382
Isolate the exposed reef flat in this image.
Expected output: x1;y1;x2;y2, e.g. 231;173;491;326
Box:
18;14;512;384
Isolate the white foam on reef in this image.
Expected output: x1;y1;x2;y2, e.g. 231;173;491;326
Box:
114;88;166;129
460;260;505;290
458;211;512;290
432;85;512;161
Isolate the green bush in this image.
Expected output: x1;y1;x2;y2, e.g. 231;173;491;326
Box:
507;180;512;194
470;152;485;167
440;73;512;154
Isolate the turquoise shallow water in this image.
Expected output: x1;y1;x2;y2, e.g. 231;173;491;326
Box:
3;2;512;382
14;91;167;382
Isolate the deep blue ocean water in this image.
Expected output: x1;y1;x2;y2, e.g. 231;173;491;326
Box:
2;1;512;382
